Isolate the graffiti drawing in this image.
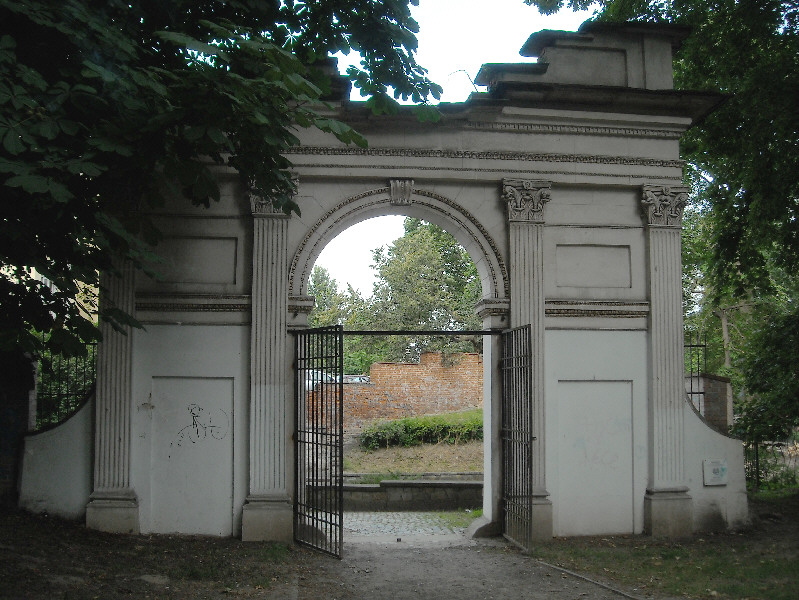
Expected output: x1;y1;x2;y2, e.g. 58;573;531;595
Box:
172;403;229;449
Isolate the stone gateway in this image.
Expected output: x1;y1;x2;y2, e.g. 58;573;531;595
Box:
20;23;749;542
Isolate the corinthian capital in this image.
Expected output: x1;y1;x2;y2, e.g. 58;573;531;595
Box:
502;179;551;223
641;185;689;227
249;193;292;217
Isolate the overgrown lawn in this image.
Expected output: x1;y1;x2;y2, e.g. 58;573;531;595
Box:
529;491;799;600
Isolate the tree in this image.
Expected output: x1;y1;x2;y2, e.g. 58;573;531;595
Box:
361;219;481;363
736;296;799;441
306;266;378;374
0;0;442;357
307;266;346;329
307;219;483;370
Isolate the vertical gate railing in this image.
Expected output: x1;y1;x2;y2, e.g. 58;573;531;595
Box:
35;342;97;430
501;325;534;552
294;325;344;557
684;331;707;414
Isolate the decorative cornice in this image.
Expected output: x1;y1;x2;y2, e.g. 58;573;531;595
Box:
464;121;683;140
288;295;315;315
284;145;684;169
545;300;650;319
475;298;511;319
389;179;414;205
136;302;251;312
545;308;646;318
641;185;689;227
135;294;251;313
502;179;551;223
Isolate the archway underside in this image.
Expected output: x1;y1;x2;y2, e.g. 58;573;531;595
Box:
289;186;509;303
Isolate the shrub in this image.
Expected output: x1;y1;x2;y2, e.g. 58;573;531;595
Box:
359;409;483;450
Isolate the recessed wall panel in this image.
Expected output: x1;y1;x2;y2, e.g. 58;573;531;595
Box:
556;380;634;535
555;244;631;289
150;376;234;535
157;236;238;285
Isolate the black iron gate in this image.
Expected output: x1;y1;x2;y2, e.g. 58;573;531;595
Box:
294;326;344;557
501;325;534;552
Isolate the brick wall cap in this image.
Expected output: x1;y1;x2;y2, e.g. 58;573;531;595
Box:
699;372;731;383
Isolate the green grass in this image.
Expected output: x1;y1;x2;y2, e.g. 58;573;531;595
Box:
751;486;799;500
434;508;483;529
527;492;799;600
359;409;483;449
350;472;404;484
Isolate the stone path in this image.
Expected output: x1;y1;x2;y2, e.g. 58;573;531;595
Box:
344;511;468;537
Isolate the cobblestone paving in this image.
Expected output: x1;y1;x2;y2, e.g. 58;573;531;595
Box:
343;511;466;537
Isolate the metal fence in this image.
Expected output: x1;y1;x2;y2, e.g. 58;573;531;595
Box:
744;440;799;491
35;344;97;430
684;331;707;413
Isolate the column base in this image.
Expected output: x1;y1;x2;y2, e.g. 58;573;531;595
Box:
532;495;553;541
644;488;693;537
86;491;139;534
467;515;501;538
241;496;293;542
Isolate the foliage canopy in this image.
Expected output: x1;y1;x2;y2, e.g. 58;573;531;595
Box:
308;218;482;373
0;0;441;357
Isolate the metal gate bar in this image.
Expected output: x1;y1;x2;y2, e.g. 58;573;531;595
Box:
501;325;534;552
294;326;344;557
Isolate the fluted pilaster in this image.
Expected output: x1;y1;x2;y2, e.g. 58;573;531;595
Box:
502;179;552;538
242;195;293;541
86;260;139;533
249;200;290;496
641;184;693;536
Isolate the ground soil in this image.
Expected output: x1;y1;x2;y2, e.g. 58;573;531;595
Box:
3;441;797;600
2;492;798;600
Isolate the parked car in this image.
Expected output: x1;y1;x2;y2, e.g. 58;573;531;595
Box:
303;369;335;391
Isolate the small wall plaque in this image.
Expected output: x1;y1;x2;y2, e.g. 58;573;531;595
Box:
703;459;728;486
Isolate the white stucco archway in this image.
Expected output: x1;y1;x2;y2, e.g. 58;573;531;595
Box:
19;23;747;544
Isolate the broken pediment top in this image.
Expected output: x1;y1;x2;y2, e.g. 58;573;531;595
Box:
518;29;593;57
474;63;549;87
520;22;692;58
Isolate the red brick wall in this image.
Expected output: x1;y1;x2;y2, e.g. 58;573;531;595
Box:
341;352;483;430
701;373;733;433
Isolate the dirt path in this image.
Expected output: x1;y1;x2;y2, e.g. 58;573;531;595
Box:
263;534;658;600
0;508;660;600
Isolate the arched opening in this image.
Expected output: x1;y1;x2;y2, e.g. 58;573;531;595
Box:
291;187;509;553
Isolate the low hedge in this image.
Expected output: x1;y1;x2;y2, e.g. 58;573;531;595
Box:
359;409;483;450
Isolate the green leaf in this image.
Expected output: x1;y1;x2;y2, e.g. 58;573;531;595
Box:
2;128;25;154
87;137;133;156
0;35;15;51
81;60;118;82
0;158;29;175
155;31;228;61
206;127;228;145
59;120;79;135
5;174;49;193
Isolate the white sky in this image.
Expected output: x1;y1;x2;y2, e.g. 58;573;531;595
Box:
314;1;594;296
